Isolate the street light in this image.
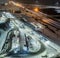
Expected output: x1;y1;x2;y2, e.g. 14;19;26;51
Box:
34;7;39;12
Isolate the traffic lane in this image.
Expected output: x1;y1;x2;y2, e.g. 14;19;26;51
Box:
41;18;60;29
20;17;60;45
14;13;59;44
2;11;60;57
4;18;60;58
20;14;37;22
26;9;60;29
10;7;60;46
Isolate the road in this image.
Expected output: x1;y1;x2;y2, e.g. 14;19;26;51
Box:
0;2;60;58
19;7;60;45
5;12;60;58
4;0;60;46
5;0;60;46
0;12;60;58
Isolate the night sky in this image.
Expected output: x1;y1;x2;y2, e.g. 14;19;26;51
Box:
13;0;60;6
0;0;60;6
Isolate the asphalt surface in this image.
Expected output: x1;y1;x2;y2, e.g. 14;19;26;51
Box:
0;12;60;58
0;2;60;58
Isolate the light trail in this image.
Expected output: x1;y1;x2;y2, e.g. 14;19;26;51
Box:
9;1;24;8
